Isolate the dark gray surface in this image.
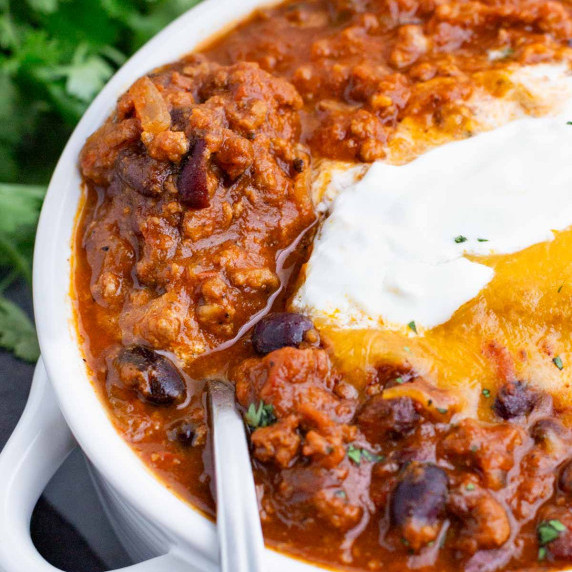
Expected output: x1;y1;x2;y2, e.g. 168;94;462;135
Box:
0;282;132;571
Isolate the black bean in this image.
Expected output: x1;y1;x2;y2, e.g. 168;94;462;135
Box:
116;345;186;405
252;312;315;354
390;462;448;529
493;380;535;420
293;158;305;173
560;460;572;494
168;420;196;446
178;139;210;208
116;149;170;197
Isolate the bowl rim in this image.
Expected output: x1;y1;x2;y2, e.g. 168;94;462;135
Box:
32;0;318;570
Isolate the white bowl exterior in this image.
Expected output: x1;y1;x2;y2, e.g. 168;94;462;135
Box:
33;0;319;570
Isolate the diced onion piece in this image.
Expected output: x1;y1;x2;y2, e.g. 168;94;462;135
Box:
130;76;171;135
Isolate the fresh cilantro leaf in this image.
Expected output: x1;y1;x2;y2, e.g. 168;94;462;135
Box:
482;388;491;398
0;183;46;235
47;44;114;103
407;320;417;334
26;0;59;13
245;401;276;429
454;235;468;243
0;0;205;361
465;483;475;491
0;295;40;362
0;184;46;285
553;355;564;370
538;546;547;561
477;238;488;242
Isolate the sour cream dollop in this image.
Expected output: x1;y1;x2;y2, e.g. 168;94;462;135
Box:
294;92;572;330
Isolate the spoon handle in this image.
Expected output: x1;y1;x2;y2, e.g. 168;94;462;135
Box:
208;380;266;572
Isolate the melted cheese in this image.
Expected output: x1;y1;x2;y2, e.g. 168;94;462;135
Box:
296;77;572;332
293;63;572;413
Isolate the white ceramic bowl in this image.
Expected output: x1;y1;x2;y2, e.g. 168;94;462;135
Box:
0;1;320;570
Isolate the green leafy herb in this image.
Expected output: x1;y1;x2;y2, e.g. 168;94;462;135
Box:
465;483;475;491
538;546;547;561
245;401;276;429
477;238;489;242
437;407;448;414
558;283;565;293
553;355;564;370
347;445;383;465
567;121;572;126
482;388;491;398
395;376;405;384
0;0;203;360
334;490;347;498
454;235;468;244
403;346;411;353
537;520;566;546
407;320;417;334
0;296;40;362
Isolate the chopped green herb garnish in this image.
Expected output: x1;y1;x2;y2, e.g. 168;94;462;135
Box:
477;238;489;242
454;235;468;244
347;445;362;464
334;490;347;498
538;520;566;546
558;283;565;293
400;538;410;546
470;444;479;452
482;388;491;398
466;483;475;491
403;346;411;353
567;121;572;125
407;321;417;334
245;401;276;429
538;547;547;561
437;407;448;414
549;520;567;532
347;445;383;465
553;356;564;370
395;376;405;384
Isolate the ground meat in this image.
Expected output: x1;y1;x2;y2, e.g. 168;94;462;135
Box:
358;395;421;442
440;418;523;489
448;487;511;554
251;415;301;468
80;59;315;361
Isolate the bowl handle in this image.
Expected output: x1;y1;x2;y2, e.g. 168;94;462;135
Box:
0;358;198;572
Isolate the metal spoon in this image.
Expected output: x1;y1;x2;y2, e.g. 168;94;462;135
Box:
208;380;266;572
